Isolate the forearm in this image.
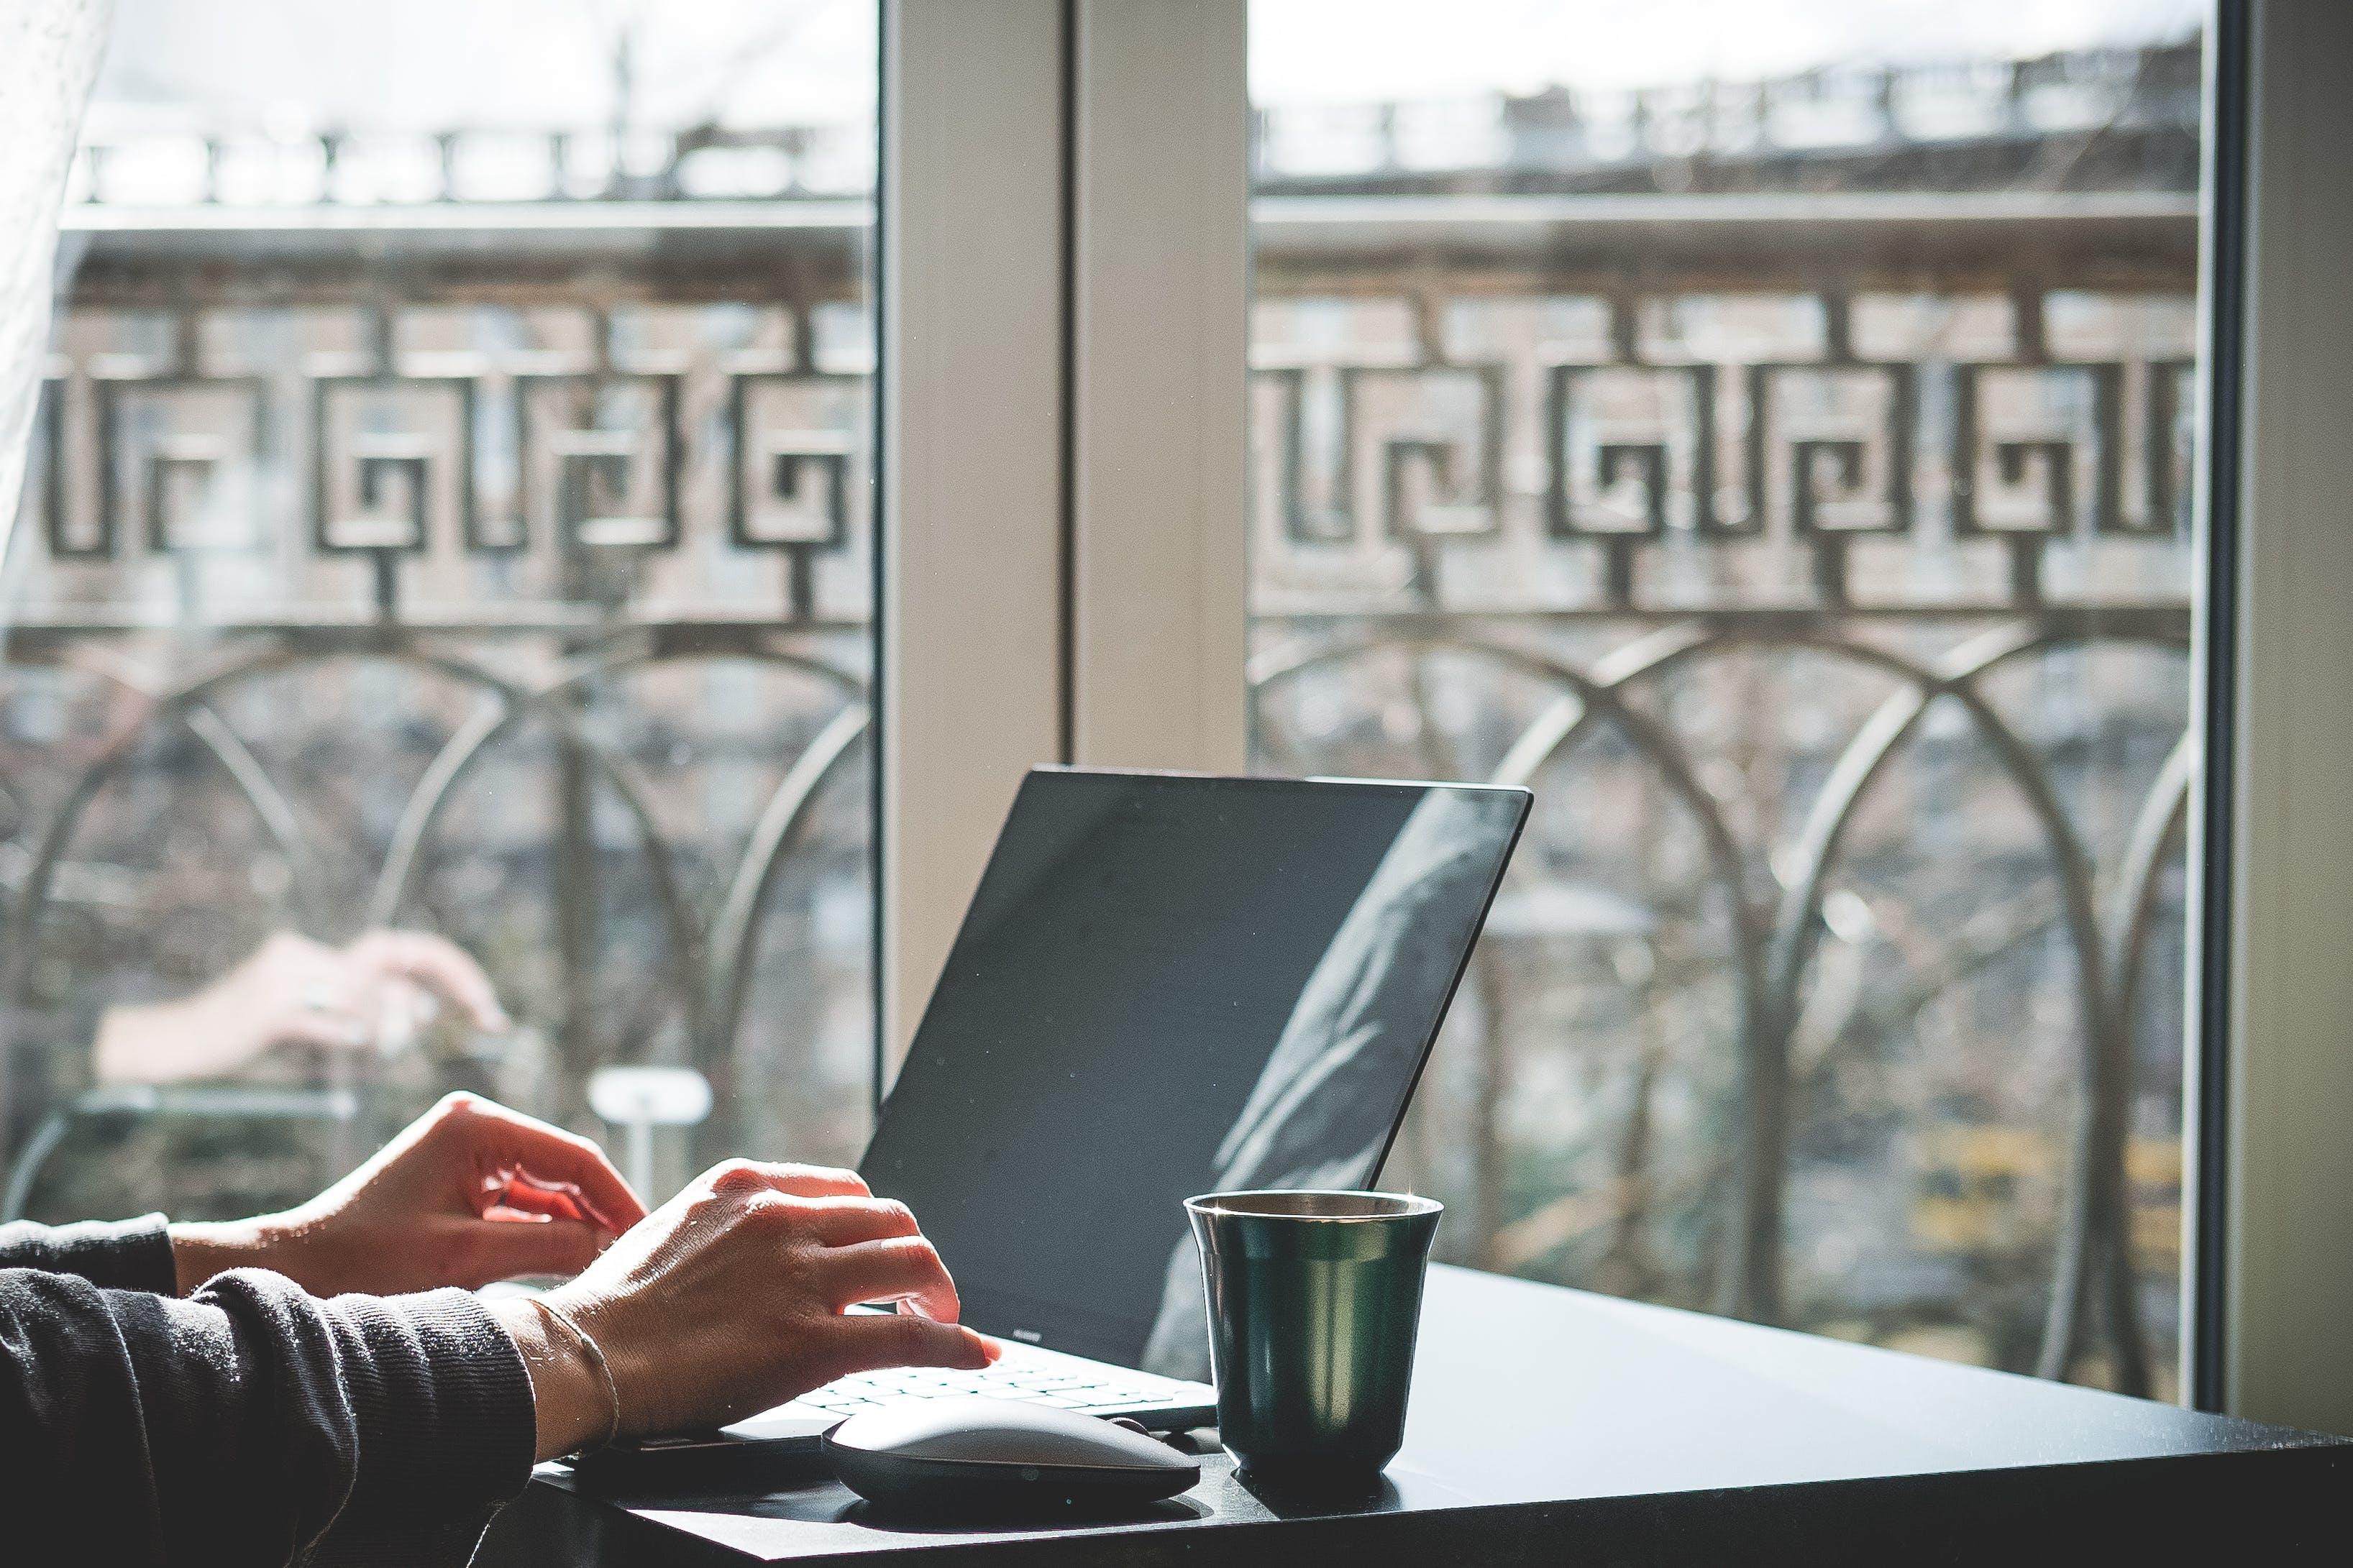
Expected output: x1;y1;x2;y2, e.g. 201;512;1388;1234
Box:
92;994;236;1085
171;1231;594;1461
169;1216;275;1294
0;1212;270;1298
488;1298;612;1462
0;1214;178;1291
0;1267;344;1558
0;1265;534;1564
93;997;191;1085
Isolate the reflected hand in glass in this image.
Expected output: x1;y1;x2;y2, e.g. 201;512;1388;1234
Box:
92;927;512;1086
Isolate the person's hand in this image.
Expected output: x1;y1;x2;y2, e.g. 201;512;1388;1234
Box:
490;1160;999;1460
170;1092;646;1297
93;928;511;1086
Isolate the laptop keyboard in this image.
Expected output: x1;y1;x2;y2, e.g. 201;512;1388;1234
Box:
785;1342;1193;1419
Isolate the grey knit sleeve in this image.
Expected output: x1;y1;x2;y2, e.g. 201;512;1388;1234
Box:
0;1212;177;1291
0;1263;536;1567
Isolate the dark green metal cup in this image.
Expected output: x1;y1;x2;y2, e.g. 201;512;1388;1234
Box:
1184;1190;1443;1485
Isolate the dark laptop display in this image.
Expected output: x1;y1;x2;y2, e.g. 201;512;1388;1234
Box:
861;769;1530;1375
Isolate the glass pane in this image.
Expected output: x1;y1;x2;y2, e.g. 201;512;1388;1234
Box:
1250;0;2203;1397
2;1;878;1222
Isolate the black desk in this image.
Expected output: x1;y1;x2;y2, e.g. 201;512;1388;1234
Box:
479;1265;2350;1565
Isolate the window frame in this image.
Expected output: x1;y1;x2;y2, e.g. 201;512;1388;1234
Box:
2192;0;2353;1433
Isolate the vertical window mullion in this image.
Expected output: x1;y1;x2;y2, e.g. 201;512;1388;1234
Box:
879;0;1072;1075
1066;0;1251;774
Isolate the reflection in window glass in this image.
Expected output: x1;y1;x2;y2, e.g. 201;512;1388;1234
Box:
2;1;879;1226
1250;0;2203;1396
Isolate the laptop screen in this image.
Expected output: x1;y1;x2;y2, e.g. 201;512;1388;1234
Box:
859;769;1529;1375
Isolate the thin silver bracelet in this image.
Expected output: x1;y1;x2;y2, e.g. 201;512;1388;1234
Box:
529;1297;622;1451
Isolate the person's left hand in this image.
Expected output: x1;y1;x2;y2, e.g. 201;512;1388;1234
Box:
170;1092;648;1298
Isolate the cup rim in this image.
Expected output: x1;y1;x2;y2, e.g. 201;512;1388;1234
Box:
1184;1188;1442;1221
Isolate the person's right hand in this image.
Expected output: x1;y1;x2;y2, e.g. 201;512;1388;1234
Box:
491;1160;997;1459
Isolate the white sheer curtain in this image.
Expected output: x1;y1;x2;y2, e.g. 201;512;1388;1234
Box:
0;0;111;601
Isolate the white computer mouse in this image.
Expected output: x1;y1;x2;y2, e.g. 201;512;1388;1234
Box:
822;1396;1201;1513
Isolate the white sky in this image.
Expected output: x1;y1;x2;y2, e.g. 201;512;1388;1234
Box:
86;0;2203;133
1253;0;2203;102
89;0;882;133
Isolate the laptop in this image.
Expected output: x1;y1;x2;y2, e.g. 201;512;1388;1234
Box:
594;766;1529;1476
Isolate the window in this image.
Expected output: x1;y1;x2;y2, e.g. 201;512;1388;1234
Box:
14;0;2336;1421
1248;0;2204;1394
2;1;880;1221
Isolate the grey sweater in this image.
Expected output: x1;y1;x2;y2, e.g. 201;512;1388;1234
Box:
0;1216;536;1565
